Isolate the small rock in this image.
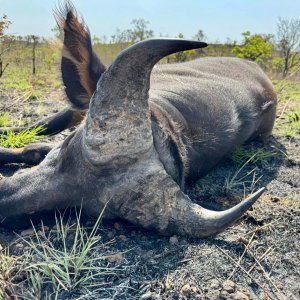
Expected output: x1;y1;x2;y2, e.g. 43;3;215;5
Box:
181;283;191;295
233;291;249;300
209;279;220;289
220;290;230;299
0;244;3;251
43;226;50;232
255;266;264;273
140;291;154;300
222;280;235;293
114;222;122;230
205;291;220;300
238;237;249;245
169;235;179;245
277;283;284;290
190;286;198;294
119;234;127;242
20;228;35;237
271;196;280;203
180;239;188;245
106;253;124;263
14;243;24;252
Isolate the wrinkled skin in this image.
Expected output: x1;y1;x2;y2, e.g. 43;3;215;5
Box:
0;5;276;237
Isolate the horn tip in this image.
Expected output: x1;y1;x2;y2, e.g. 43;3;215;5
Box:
243;186;266;208
253;186;266;198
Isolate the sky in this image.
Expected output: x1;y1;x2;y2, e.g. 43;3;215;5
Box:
1;0;300;43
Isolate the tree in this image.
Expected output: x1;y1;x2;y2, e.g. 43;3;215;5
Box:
111;28;133;43
0;14;12;78
232;31;273;62
277;18;300;77
92;35;101;45
0;14;10;36
193;29;206;42
130;19;154;42
31;35;39;75
111;19;154;44
51;24;64;41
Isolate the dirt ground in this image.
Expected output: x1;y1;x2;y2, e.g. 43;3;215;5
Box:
0;88;299;300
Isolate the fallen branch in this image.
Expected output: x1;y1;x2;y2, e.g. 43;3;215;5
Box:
248;246;274;273
246;247;286;300
242;219;279;237
227;231;256;280
217;246;281;300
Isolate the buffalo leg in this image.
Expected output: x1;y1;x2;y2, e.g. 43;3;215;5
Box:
0;143;54;166
0;108;86;137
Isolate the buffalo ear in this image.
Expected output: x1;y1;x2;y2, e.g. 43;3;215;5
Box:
55;3;106;109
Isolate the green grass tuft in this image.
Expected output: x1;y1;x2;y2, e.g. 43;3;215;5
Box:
224;154;263;194
20;209;122;299
275;108;300;139
0;112;11;127
285;109;300;138
230;146;276;165
273;79;300;102
0;126;45;148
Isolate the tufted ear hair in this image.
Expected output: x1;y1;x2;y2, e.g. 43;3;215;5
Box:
55;2;106;109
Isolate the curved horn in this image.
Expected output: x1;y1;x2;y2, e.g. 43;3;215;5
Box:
117;166;265;238
83;39;207;165
176;188;265;237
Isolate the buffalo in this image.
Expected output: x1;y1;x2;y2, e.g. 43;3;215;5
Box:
0;4;277;237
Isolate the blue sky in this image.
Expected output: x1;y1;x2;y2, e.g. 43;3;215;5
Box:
1;0;299;42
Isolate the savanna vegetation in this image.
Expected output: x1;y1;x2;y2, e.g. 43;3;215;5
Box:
0;12;299;300
0;15;299;144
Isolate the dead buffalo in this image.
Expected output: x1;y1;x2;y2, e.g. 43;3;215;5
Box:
0;4;277;237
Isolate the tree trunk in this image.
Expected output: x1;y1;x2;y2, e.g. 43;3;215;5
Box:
31;35;38;75
0;58;8;78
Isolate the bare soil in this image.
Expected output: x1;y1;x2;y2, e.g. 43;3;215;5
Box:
0;89;299;300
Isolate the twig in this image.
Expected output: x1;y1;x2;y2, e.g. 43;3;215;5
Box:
177;258;194;264
242;219;279;236
247;247;286;300
217;246;279;300
248;246;273;273
279;97;292;120
1;90;31;110
227;231;256;280
285;65;300;79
